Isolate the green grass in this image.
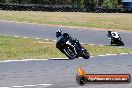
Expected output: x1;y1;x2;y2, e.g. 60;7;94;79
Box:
84;44;132;56
0;36;132;61
0;11;132;31
0;36;65;60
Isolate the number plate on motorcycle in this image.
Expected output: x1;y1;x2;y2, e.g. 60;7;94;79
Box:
66;41;71;45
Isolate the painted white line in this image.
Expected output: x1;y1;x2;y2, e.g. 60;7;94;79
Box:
120;53;129;55
35;38;40;40
119;47;123;48
98;55;107;57
105;54;117;56
99;45;104;46
23;37;28;39
22;59;48;61
44;39;49;41
11;86;23;87
53;40;57;42
0;84;53;88
23;85;36;87
90;56;94;57
14;36;19;38
0;52;131;63
0;59;48;63
49;58;68;60
89;44;95;46
37;84;53;86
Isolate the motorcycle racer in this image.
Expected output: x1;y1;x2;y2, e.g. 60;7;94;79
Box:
107;30;124;46
56;30;90;59
56;30;82;53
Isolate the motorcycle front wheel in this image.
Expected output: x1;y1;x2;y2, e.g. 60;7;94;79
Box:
119;40;124;46
82;50;90;59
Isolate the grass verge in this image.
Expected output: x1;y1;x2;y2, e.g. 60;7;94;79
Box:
0;36;132;61
0;11;132;31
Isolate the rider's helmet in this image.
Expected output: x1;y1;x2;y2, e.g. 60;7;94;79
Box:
108;30;111;34
107;30;112;37
56;30;62;38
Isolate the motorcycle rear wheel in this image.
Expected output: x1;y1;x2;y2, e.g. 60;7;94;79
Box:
82;50;90;59
63;47;76;59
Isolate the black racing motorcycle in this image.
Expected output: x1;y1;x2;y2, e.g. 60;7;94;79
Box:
110;37;124;46
107;31;124;46
56;33;90;59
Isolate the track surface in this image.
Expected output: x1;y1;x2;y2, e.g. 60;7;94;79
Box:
0;21;132;88
0;54;132;88
0;21;132;47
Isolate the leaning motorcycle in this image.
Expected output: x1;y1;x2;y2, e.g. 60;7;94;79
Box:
110;37;124;46
56;34;90;59
107;32;124;46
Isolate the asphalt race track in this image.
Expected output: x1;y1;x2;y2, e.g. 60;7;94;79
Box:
0;21;132;47
0;54;132;88
0;21;132;88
